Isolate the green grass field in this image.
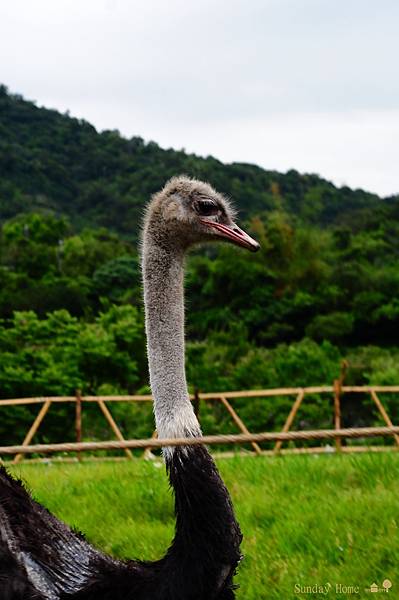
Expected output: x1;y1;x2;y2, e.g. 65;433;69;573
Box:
8;452;399;599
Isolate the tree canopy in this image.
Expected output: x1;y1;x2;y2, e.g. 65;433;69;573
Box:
0;85;398;446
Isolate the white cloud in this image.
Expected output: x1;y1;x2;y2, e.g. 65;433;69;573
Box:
0;0;398;195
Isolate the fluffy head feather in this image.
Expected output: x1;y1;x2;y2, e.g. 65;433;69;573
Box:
142;175;241;252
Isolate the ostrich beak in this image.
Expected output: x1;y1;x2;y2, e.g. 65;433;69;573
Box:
200;219;260;252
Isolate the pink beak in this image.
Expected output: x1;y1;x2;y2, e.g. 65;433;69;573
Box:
200;219;260;252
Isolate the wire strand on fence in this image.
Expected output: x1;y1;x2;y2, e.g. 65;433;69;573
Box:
1;426;399;456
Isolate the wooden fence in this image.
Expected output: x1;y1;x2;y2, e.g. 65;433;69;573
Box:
1;383;399;463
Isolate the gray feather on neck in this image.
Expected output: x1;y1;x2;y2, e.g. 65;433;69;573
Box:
142;213;201;456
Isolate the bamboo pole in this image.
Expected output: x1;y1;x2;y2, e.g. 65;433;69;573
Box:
199;386;399;399
1;386;399;407
200;387;323;399
0;397;71;406
274;390;305;454
333;380;342;452
370;390;399;446
13;399;52;464
333;360;348;452
97;400;133;460
219;396;262;455
0;395;152;406
83;395;153;402
75;390;82;462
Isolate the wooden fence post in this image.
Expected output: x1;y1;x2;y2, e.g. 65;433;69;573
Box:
97;399;133;460
370;389;399;446
219;396;262;455
333;380;342;452
13;399;52;464
274;390;305;454
333;360;348;452
75;390;82;462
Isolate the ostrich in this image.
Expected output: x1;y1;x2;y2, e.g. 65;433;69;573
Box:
0;176;259;600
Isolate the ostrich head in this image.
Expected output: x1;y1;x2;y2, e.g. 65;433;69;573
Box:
143;175;260;252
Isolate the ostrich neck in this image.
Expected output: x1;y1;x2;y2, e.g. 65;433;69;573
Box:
142;234;201;444
142;229;242;597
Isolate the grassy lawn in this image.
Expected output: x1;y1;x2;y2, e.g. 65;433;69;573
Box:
8;452;399;599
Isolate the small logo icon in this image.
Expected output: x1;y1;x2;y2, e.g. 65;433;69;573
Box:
383;580;392;592
365;579;392;593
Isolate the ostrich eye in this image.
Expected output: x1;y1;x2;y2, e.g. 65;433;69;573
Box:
193;199;219;217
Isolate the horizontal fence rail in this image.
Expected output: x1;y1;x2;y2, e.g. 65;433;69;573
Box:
1;386;399;406
0;382;398;461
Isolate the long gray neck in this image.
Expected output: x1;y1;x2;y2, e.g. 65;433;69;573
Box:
142;233;201;450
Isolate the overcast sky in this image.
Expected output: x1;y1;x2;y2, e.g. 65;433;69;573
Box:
1;0;398;196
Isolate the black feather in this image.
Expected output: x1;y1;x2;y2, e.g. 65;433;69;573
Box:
0;446;242;600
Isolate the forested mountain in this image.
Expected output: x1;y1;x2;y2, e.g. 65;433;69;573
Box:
0;84;398;446
1;84;397;236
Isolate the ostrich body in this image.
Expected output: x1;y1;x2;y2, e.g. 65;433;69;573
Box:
0;176;259;600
